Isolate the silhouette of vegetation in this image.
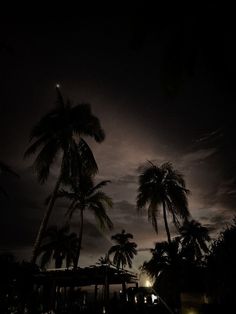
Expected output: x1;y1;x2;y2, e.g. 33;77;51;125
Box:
142;218;211;312
137;162;189;245
54;175;113;268
142;239;179;278
179;219;211;263
141;239;182;311
109;230;137;269
36;224;78;269
96;254;111;266
136;162;192;311
25;87;105;263
206;217;236;306
2;15;236;313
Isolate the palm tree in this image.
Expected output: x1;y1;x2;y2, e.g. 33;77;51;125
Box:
142;239;180;279
179;219;210;262
25;86;105;263
108;230;137;269
55;175;113;268
206;217;236;305
137;162;190;245
142;239;182;311
36;224;78;269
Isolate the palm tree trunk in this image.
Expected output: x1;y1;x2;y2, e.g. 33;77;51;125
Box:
163;203;181;312
74;208;84;268
31;174;62;264
163;201;171;245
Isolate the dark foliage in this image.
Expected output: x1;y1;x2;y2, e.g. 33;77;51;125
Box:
109;230;137;269
137;162;189;244
206;217;236;305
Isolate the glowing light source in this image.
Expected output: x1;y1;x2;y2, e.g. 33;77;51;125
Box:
56;83;60;88
145;280;152;287
151;294;158;303
187;309;198;314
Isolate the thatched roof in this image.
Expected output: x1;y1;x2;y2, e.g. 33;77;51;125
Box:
34;265;138;286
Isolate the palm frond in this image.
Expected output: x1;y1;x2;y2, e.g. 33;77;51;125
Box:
24;135;49;158
109;230;137;269
77;138;98;176
137;162;190;240
90;180;111;193
108;245;120;255
33;139;60;184
88;191;113;208
148;203;159;234
71;103;105;143
90;203;113;230
179;219;210;261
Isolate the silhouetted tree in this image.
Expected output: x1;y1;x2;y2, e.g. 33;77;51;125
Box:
55;176;113;268
108;230;137;269
141;239;181;312
179;219;210;263
206;217;236;306
36;224;78;269
137;162;189;246
25;86;105;263
142;240;179;278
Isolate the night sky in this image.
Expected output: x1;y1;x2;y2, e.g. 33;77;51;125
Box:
1;8;236;273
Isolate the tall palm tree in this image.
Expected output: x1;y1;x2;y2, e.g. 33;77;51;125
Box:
36;224;78;269
179;219;210;262
55;175;113;268
137;162;190;245
108;230;137;269
25;86;105;263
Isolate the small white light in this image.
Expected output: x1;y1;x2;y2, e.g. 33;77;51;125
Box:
151;294;158;303
134;296;138;303
56;83;60;88
144;296;147;303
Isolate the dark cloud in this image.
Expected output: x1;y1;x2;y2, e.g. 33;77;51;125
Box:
114;174;137;185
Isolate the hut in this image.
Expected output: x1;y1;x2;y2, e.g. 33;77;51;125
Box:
33;264;138;312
